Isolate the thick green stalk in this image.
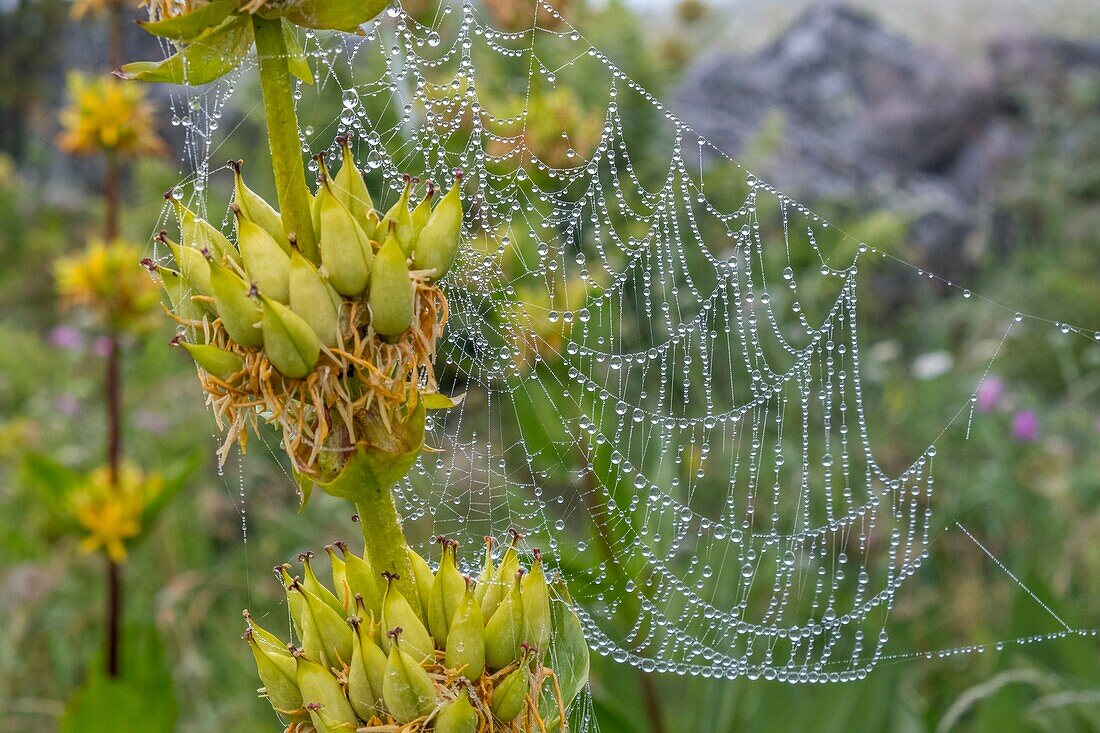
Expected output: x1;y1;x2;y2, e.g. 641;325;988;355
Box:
251;17;318;260
355;488;417;602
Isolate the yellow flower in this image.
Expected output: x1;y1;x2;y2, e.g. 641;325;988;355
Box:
55;239;161;330
58;71;165;158
70;464;163;563
71;0;125;19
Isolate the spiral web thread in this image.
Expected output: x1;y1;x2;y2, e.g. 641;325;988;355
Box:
153;0;1098;696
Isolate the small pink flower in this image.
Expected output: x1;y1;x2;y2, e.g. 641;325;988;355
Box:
132;410;169;434
55;394;80;417
1012;410;1040;442
92;336;112;357
48;325;84;350
976;377;1004;413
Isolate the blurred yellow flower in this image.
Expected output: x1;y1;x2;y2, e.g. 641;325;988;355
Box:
58;71;165;158
55;239;161;330
71;0;125;19
70;464;163;563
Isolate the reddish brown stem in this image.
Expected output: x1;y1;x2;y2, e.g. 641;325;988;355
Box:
107;1;124;72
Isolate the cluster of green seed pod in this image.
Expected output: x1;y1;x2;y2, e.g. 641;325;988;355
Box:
245;533;588;732
152;136;463;381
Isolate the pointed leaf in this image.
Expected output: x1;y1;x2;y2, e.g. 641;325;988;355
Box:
118;17;252;86
137;0;238;41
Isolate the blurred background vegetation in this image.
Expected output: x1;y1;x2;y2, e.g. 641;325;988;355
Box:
1;0;1099;731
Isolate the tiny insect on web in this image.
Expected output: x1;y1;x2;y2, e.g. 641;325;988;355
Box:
147;0;1099;708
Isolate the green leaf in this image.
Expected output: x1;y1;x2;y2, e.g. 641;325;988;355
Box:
18;452;82;525
61;625;177;733
296;401;425;508
285;0;391;33
137;0;238;41
421;391;464;410
117;16;253;86
282;19;314;85
539;579;590;730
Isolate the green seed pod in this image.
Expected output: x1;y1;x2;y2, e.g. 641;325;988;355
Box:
317;176;374;297
209;260;263;348
324;544;349;609
381;628;437;724
411;181;435;233
521;548;552;658
368;231;414;338
300;551;346;617
435;691;478;733
473;536;495;608
231;159;288;253
489;658;529;723
243;609;291;660
412;171;463;280
346;616;382;721
170;193;241;267
480;530;521;620
380;572;434;663
364;209;381;243
277;564;308;640
289;246;341;347
305;702;355;733
259;293;321;379
428;539;466;646
444;578;485;681
293;578;353;668
245;627;303;714
292;647;357;731
235;205;291;304
158;231;212;297
340;545;382;621
381;175;416;255
406;545;435;624
142;260;207;322
484;569;525;671
174;338;244;381
333;136;374;226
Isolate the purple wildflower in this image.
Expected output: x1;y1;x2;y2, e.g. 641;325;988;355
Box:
975;377;1004;413
1012;410;1040;442
48;325;84;350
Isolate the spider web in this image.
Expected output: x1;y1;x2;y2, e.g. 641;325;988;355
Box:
153;0;1098;694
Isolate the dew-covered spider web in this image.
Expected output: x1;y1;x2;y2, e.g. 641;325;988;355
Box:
152;0;1098;695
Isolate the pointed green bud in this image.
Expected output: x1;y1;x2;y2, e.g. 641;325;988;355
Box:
142;260;207;322
277;564;308;640
382;628;437;724
305;702;356;733
292;578;353;669
435;691;478;733
521;549;552;658
324;543;348;609
259;293;321;379
235;204;291;304
209;260;263;348
381;175;416;256
231;159;289;253
289;245;342;347
428;538;466;646
380;572;434;663
480;529;521;620
158;231;212;297
299;551;345;617
333;136;374;225
473;536;495;608
243;609;292;660
406;545;434;624
364;209;381;242
340;545;382;621
245;627;303;714
445;577;485;681
317;175;374;297
484;569;525;670
169;192;241;268
368;231;414;338
292;647;357;731
348;614;389;720
412;171;463;280
172;337;243;381
489;652;530;723
411;181;435;233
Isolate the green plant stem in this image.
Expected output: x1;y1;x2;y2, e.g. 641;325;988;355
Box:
105;331;123;677
354;488;417;603
251;16;318;261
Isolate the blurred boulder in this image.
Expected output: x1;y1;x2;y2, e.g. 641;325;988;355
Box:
676;4;1098;279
